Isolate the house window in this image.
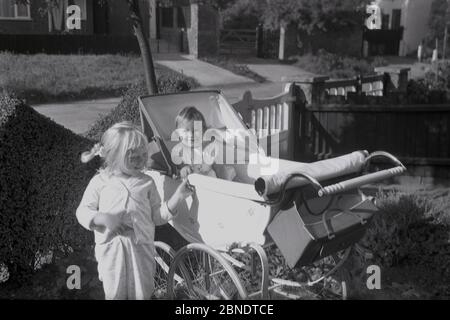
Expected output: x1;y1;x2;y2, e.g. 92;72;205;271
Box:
67;0;87;20
161;7;173;28
177;6;190;29
0;0;31;19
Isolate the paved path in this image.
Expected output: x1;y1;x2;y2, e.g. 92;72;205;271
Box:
246;64;315;82
157;54;255;87
33;97;121;135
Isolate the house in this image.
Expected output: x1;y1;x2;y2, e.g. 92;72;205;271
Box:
366;0;433;56
0;0;219;57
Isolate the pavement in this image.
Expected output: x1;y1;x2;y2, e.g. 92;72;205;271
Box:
246;63;315;82
156;54;255;87
34;97;121;135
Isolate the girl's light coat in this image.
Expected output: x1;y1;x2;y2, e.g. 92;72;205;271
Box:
76;171;175;300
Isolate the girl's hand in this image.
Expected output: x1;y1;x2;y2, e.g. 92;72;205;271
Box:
179;166;193;178
93;212;126;233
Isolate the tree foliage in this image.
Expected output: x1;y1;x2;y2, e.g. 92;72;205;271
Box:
218;0;370;33
428;0;449;41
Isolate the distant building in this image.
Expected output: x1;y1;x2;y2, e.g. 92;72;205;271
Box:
373;0;433;56
0;0;219;57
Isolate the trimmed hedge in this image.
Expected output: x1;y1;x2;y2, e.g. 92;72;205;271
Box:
359;191;450;296
86;76;198;141
0;93;100;283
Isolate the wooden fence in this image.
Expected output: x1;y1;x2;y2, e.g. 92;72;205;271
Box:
219;29;256;55
300;103;450;178
232;68;450;178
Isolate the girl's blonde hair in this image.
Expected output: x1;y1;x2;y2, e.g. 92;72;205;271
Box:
81;121;149;175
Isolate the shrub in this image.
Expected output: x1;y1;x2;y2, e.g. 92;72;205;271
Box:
293;50;387;79
85;75;198;141
0;93;100;283
407;62;450;103
359;191;450;282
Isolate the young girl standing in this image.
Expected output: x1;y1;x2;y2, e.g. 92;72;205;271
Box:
77;121;192;300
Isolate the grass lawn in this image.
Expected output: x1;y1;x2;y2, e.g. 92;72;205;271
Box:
0;52;193;104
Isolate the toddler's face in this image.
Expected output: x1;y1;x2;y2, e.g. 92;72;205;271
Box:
125;147;148;174
177;119;203;147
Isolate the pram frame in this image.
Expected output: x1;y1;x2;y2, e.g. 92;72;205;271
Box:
137;91;406;300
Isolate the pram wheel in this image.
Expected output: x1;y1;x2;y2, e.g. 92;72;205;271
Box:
154;241;177;299
167;243;248;300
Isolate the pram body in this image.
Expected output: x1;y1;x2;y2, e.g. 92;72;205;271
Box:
138;88;406;300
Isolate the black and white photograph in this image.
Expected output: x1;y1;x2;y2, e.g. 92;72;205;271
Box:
0;0;449;306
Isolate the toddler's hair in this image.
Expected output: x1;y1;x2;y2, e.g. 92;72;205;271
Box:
81;121;149;175
175;106;206;130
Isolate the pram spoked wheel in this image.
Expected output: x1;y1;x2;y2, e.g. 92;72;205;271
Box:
154;241;177;299
167;243;248;300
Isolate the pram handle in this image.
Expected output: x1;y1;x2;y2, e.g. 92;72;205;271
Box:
265;172;324;206
318;151;406;197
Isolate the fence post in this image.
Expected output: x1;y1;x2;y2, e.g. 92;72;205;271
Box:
374;66;410;94
282;75;329;105
256;24;264;58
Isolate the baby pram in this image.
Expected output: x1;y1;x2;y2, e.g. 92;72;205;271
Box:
138;88;406;300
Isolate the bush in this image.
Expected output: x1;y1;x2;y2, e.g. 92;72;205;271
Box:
85;75;198;141
359;191;450;282
293;50;387;79
0;93;100;283
407;62;450;103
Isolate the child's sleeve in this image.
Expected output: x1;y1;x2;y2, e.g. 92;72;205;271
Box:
149;179;176;226
76;175;102;231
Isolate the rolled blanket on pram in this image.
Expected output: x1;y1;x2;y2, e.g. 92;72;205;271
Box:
254;151;368;197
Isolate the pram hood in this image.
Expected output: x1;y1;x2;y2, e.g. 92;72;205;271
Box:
138;90;262;176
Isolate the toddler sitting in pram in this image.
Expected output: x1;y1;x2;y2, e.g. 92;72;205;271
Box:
173;106;236;181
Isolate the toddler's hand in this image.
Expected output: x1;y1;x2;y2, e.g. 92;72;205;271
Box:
94;212;126;233
176;179;194;200
167;180;194;215
179;166;193;178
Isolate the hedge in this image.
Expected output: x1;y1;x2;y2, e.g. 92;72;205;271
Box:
0;93;100;283
86;76;198;141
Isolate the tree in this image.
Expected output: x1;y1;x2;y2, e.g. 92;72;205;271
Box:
126;0;158;94
429;0;449;41
215;0;370;33
262;0;370;33
18;0;158;95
